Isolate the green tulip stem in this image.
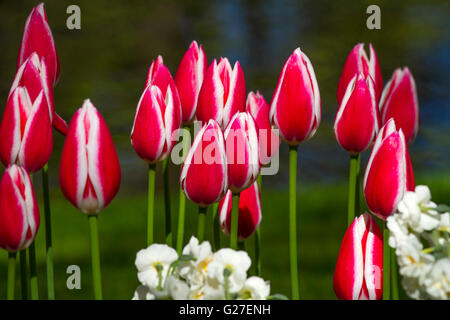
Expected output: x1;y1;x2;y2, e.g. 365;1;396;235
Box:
197;206;208;242
347;154;360;226
230;193;240;249
7;251;16;300
42;164;55;299
289;145;299;300
89;215;103;300
147;164;156;246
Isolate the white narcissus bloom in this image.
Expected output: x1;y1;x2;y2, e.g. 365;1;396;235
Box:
401;276;427;300
423;258;450;300
238;276;270;300
387;214;409;249
166;275;190;300
396;234;434;281
135;244;178;299
132;285;155;300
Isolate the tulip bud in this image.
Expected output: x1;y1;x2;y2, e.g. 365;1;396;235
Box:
0;165;40;252
337;43;383;104
380;67;419;145
363;119;415;220
224;112;260;193
145;56;182;131
59;100;121;215
246;91;279;165
180;119;228;206
219;181;262;240
333;213;383;300
269;48;321;145
196;57;246;129
0;87;52;173
174;41;207;124
18;3;60;86
131;85;178;163
334;73;379;154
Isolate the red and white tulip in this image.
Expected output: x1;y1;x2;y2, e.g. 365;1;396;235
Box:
219;181;262;241
196;57;246;129
380;67;419;145
174;41;207;124
59;100;121;214
334;73;379;154
0;165;40;252
180;119;228;206
363;119;415;220
337;43;383;104
333;213;383;300
224;112;260;193
269;48;321;145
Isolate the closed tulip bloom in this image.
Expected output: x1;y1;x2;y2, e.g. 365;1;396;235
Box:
269;48;321;146
0;165;40;252
380;67;419;145
174;41;207;124
219;181;262;241
18;3;60;86
363;119;415;220
337;43;383;104
224;112;260;193
0;87;52;173
196;57;246;129
334;73;379;154
180;119;228;207
59;100;121;214
131;85;177;163
246;91;279;165
333;213;383;300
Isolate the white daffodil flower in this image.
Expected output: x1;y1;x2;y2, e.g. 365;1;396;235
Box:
132;285;155;300
423;258;450;300
166;275;190;300
238;276;270;300
396;234;434;281
387;214;409;249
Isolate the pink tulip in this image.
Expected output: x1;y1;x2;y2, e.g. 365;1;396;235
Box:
219;181;262;241
0;87;52;173
145;55;182;131
337;43;383;104
131;85;178;163
180;119;228;207
174;41;207;124
59;100;121;214
380;67;419;145
224;112;260;193
334;73;379;154
246;91;279;165
333;213;383;300
269;48;321;145
17;3;60;87
0;165;40;252
363;119;415;220
196;57;246;129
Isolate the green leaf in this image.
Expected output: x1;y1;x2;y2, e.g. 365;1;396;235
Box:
436;204;450;213
266;294;289;300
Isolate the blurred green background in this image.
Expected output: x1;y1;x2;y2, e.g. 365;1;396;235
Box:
0;0;449;299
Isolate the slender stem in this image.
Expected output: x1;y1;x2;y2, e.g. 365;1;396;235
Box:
147;164;156;246
29;243;39;300
20;250;28;300
42;164;54;300
255;228;261;276
197;206;207;242
176;126;190;254
289;145;299;300
7;252;16;300
230;193;240;249
162;158;172;246
347;154;360;226
237;241;245;251
391;247;399;300
383;223;391;300
212;202;221;251
89;215;103;300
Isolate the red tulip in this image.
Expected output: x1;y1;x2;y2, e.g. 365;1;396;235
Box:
145;56;182;131
219;181;262;240
380;67;419;145
246;91;279;165
337;43;383;104
333;213;383;300
0;87;52;173
59;100;121;214
131;85;178;163
269;48;321;145
17;3;60;86
224;112;260;193
334;73;379;154
180;119;228;206
0;165;40;252
174;41;207;124
196;57;246;129
363;119;415;220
